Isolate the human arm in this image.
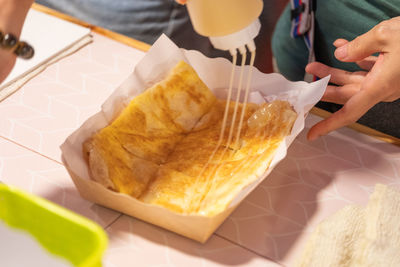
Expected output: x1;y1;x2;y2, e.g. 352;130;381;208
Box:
306;17;400;140
0;0;34;83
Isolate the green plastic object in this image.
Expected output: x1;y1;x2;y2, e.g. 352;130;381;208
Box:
0;184;108;267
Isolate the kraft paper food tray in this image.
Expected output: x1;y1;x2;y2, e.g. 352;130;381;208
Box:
61;34;329;243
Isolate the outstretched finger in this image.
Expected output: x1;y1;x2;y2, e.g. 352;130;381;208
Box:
334;21;390;62
306;62;366;85
334;39;377;70
322;84;361;104
307;88;378;140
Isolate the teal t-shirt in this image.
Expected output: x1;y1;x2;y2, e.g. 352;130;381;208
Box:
273;0;400;80
272;0;400;137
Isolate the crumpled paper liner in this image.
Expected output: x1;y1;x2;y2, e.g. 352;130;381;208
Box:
61;34;329;243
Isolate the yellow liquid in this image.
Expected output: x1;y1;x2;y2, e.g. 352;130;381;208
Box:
187;0;263;37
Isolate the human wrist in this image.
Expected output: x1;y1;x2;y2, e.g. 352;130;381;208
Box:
0;48;17;82
0;0;35;59
0;0;33;37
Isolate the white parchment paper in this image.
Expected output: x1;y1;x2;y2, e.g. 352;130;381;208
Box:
61;34;329;211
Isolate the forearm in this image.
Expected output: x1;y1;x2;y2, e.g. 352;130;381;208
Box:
0;0;33;83
0;0;33;36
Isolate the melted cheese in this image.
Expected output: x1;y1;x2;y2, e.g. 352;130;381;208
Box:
84;60;297;216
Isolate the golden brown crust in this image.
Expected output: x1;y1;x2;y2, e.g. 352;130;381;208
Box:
83;138;116;191
141;100;297;216
83;61;217;198
84;126;160;197
83;61;297;215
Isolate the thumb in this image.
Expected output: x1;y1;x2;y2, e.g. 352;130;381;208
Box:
334;23;388;62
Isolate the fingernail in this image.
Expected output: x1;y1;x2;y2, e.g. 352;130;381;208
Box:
335;45;348;60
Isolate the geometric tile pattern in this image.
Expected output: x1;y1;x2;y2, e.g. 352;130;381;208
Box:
0;136;120;228
216;115;400;266
1;32;399;267
104;215;280;267
0;136;278;266
0;34;144;162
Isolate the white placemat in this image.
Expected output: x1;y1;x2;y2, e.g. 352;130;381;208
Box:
0;9;91;95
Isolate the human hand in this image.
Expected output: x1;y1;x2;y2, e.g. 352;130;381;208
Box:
0;0;33;84
305;17;400;141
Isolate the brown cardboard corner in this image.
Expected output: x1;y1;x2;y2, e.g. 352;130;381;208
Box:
62;156;236;243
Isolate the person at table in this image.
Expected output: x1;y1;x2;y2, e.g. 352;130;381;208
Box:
34;0;285;74
1;0;400;141
0;0;227;84
271;1;400;140
42;0;399;140
1;0;282;77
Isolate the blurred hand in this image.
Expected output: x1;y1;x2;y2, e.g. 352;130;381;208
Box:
306;17;400;140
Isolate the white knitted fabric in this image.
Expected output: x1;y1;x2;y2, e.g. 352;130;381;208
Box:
297;184;400;267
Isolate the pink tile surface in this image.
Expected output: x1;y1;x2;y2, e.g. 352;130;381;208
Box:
0;136;120;228
104;215;280;267
0;33;144;162
216;115;400;266
1;29;400;267
0;32;280;266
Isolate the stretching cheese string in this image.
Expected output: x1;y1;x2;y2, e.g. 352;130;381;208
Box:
193;48;258;213
197;50;258;213
201;110;280;212
226;51;247;151
234;50;256;148
188;53;238;209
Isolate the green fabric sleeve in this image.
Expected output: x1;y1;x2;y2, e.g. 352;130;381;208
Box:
272;0;400;80
271;1;400;137
272;4;309;81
